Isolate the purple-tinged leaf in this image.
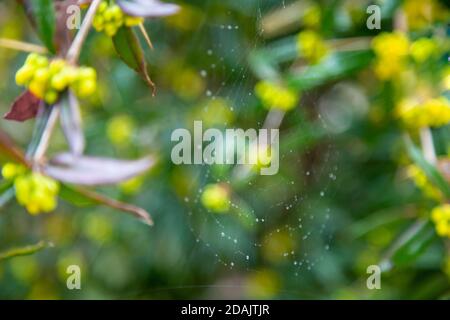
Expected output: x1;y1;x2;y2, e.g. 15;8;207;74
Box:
44;153;155;186
59;91;85;156
4;91;41;122
117;0;179;18
60;184;153;225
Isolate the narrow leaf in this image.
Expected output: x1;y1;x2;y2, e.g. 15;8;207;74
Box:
59;91;85;156
286;50;374;90
112;26;155;92
0;241;52;260
44;153;155;186
379;220;436;272
60;184;153;225
27;0;57;53
4;91;41;122
404;136;450;198
117;0;179;17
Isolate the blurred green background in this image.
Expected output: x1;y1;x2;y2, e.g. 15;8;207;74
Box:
0;0;450;299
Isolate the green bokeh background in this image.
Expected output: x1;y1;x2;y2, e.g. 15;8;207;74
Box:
0;0;449;299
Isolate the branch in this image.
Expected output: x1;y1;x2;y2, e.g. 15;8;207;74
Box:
66;0;102;64
0;38;47;54
32;106;60;164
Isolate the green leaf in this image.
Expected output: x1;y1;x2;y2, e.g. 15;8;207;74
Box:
405;137;450;198
28;0;56;53
379;220;436;271
112;26;155;91
60;184;153;225
0;241;52;261
286;50;374;91
59;184;98;207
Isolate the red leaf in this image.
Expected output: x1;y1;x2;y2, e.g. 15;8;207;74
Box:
4;91;42;122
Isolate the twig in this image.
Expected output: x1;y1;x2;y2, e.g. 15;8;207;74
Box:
66;0;102;64
138;23;154;50
0;38;47;54
33;106;60;164
30;0;100;165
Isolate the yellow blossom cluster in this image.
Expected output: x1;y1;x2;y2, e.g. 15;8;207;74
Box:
296;30;329;64
431;204;450;238
396;97;450;129
409;38;438;63
371;32;410;80
255;81;299;111
402;0;449;30
2;163;59;215
407;165;442;201
15;53;97;104
93;1;144;37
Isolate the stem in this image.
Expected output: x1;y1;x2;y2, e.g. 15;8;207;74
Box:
138;23;154;50
0;38;47;54
29;0;101;166
32;106;60;165
420;127;437;165
66;0;102;64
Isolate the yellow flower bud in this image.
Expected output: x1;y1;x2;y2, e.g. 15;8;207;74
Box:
50;73;68;91
76;79;97;98
431;204;450;239
410;38;437;63
44;90;59;104
93;15;105;31
105;24;118;37
103;7;115;21
15;66;35;86
33;68;50;84
110;5;123;21
297;30;329;63
14;172;59;215
98;1;108;13
35;55;49;68
29;80;46;99
78;67;96;81
49;59;66;75
25;53;40;66
2;163;25;180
